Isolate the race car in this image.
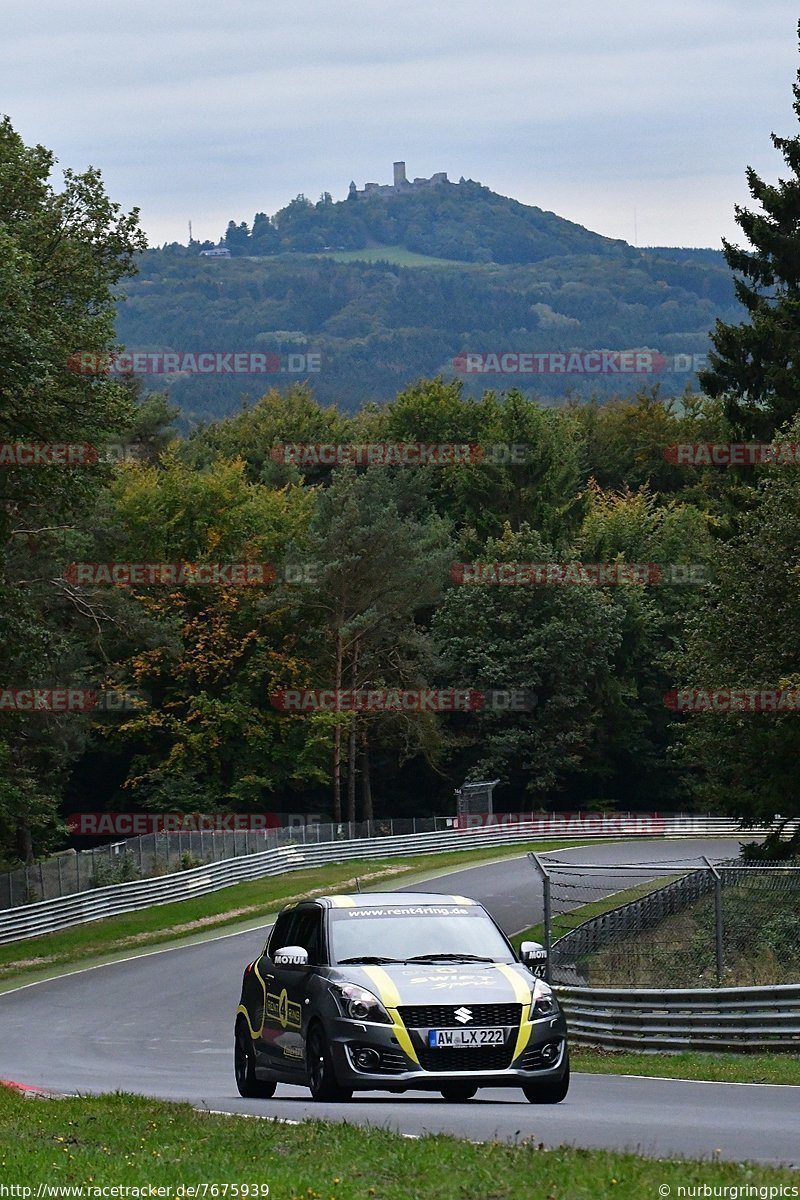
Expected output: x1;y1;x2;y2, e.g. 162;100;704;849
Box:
234;891;569;1103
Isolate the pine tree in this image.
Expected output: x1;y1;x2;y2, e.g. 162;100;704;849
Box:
700;25;800;439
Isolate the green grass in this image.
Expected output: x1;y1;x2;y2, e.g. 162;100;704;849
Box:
510;876;673;951
310;244;474;267
572;1046;800;1086
584;883;800;988
2;1089;796;1195
0;841;596;992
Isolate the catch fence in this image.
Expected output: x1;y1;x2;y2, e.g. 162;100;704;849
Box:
531;854;800;988
0;811;759;910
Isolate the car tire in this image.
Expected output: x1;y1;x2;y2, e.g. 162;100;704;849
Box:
440;1084;478;1101
522;1053;570;1104
307;1024;353;1103
234;1018;277;1099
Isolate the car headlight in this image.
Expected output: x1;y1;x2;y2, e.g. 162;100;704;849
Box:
529;978;556;1020
332;982;392;1024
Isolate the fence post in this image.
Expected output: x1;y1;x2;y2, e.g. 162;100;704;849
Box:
704;856;724;984
528;853;552;984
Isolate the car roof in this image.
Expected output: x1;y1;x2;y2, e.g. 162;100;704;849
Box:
311;892;479;909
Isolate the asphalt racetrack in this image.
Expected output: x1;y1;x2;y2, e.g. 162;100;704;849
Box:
1;839;797;1166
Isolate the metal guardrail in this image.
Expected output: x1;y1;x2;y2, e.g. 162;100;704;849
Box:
2;811;790;911
557;983;800;1052
0;814;784;945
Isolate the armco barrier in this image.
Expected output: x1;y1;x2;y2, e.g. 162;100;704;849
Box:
0;814;790;946
557;983;800;1051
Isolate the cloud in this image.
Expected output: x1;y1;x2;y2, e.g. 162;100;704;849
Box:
1;0;797;245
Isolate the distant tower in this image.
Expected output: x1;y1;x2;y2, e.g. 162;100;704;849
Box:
393;161;407;187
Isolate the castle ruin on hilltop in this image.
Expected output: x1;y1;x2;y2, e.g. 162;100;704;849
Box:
348;161;453;198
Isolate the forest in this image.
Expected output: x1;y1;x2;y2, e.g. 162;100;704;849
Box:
2;94;799;864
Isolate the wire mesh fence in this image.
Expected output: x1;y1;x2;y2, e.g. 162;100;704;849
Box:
531;854;800;988
0;817;446;909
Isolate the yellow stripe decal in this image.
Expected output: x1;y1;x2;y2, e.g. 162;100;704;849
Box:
236;960;270;1040
449;895;475;905
236;1003;257;1037
362;965;419;1066
497;963;534;1061
329;895;357;908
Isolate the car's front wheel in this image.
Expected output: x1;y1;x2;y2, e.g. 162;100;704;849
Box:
440;1084;477;1101
234;1019;277;1099
307;1024;353;1102
521;1053;570;1104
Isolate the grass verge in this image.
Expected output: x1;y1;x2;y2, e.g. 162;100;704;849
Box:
1;1089;797;1195
0;840;594;992
571;1046;800;1086
510;875;673;950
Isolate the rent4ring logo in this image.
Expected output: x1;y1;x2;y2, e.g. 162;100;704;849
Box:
67;351;322;375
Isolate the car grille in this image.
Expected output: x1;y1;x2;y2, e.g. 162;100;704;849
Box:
378;1049;407;1074
398;1003;521;1029
417;1044;515;1072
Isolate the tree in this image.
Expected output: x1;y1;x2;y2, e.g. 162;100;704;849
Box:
700;26;800;439
82;453;328;811
573;484;716;806
0;117;145;861
285;468;453;821
378;379;585;547
432;524;628;799
672;416;800;853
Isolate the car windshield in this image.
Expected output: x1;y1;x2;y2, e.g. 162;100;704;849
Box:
329;903;515;964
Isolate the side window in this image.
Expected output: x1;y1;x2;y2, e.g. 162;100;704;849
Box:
268;912;296;956
290;909;325;965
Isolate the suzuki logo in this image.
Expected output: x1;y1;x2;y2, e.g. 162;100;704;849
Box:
454;1006;473;1024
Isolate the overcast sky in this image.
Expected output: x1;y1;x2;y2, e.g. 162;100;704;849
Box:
3;1;798;249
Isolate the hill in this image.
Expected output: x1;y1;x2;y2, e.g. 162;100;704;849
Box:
218;176;636;264
114;178;741;422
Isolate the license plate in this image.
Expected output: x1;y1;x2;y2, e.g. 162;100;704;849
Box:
428;1027;504;1048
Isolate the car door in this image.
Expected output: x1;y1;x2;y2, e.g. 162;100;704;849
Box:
261;906;325;1073
241;910;295;1068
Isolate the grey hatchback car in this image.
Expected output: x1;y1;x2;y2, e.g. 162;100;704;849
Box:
235;891;569;1103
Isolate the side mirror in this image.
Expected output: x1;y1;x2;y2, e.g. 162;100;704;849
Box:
520;940;548;977
273;945;309;969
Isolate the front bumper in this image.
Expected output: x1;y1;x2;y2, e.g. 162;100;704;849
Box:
326;1010;569;1092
